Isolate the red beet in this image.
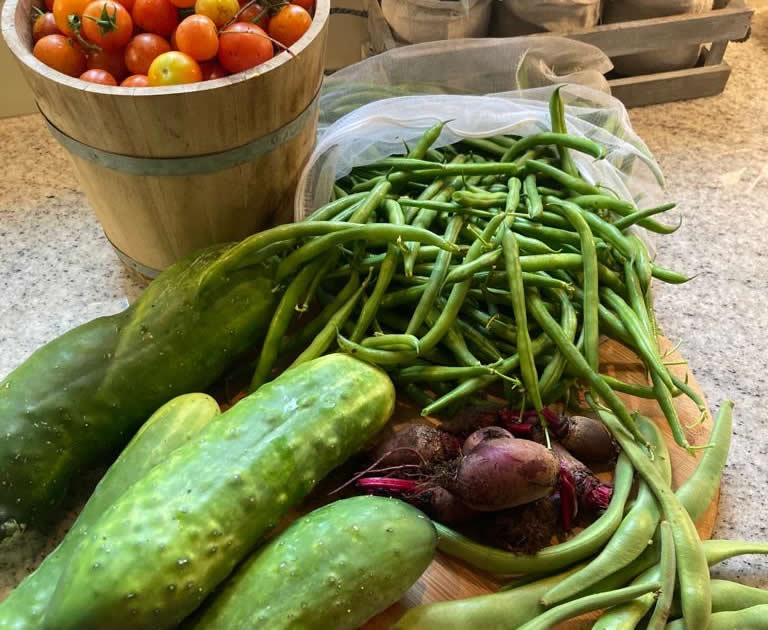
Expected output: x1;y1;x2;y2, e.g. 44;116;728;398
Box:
372;423;461;469
449;438;559;511
552;442;613;515
480;495;561;553
462;426;515;454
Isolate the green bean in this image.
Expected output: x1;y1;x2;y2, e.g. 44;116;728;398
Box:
550;201;600;373
367;158;441;171
525;159;601;195
567;285;633;346
531;210;571;230
434;453;634;574
500;131;606;164
592;596;657;630
502;226;544;413
443;249;502;284
549;86;580;176
600;374;675;399
395;362;504;383
396;198;459;212
406;215;463;335
421;332;551;415
523;174;543;220
538;289;577;400
614;203;680;233
288;279;368;369
452;190;508;208
651;264;693;284
670;580;768;616
647;521;676;630
336;333;417;366
333;184;348;198
274;224;459;282
520;582;661;630
459;137;509;157
349;175;385;193
453;317;504;363
361;333;420;352
402;383;434;409
425;309;482;367
460;304;519;345
348;179;392;224
424;148;444;162
349;200;403;341
594;409;711;630
542;415;671;606
666;605;768;630
304;191;370;222
537;186;566;197
249;257;326;392
513;217;583;247
567;194;635;214
505;176;522;215
380;285;426;308
388;162;523;183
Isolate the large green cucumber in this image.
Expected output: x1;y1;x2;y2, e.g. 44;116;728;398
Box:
44;354;395;630
0;393;221;630
0;244;278;533
185;496;437;630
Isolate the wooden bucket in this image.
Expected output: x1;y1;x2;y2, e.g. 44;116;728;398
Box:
1;0;330;277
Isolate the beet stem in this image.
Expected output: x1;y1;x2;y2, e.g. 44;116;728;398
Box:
559;465;578;531
356;477;421;494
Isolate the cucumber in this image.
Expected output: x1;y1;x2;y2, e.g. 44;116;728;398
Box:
44;354;395;630
185;496;437;630
0;393;221;630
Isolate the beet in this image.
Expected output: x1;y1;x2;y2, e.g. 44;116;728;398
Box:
372;423;461;469
419;487;476;525
552;442;613;514
438;403;503;436
558;415;617;463
449;438;559;511
480;495;561;554
462;426;515;453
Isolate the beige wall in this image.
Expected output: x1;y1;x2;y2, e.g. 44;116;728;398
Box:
1;0;37;118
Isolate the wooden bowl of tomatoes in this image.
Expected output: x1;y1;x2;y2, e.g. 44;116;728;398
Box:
1;0;329;274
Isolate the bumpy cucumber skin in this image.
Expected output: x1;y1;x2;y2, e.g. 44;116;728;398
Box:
44;354;395;630
0;245;278;531
0;393;221;630
185;496;437;630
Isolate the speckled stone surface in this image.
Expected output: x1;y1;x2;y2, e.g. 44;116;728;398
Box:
1;5;768;603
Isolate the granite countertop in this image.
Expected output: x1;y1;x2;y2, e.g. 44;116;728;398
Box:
2;7;768;598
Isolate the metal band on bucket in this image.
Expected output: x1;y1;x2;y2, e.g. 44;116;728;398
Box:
106;233;164;279
42;90;320;177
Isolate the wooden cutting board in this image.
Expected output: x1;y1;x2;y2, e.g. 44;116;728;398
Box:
363;336;718;630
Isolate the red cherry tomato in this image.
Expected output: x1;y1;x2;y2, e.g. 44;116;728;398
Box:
235;1;268;29
80;68;117;84
32;12;60;41
147;50;202;85
115;0;134;11
267;3;311;48
87;47;127;80
175;14;218;61
124;32;171;74
291;0;314;13
81;0;133;50
33;33;87;76
199;59;228;79
167;0;195;8
52;0;91;36
131;0;178;37
217;21;272;74
121;73;150;86
45;0;55;11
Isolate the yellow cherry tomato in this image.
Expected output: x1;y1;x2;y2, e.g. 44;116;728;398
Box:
194;0;239;28
147;51;202;85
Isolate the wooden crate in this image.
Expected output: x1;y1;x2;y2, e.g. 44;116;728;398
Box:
365;0;753;108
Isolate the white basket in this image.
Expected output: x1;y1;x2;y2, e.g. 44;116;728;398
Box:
381;0;493;44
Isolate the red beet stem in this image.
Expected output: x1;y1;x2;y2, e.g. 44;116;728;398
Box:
506;422;534;437
356;477;420;494
585;483;613;510
559;465;577;531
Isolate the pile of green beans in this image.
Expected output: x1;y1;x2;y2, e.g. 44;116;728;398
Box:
235;90;759;629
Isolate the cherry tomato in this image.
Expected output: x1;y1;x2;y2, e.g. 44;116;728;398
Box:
235;1;268;29
52;0;91;36
87;47;127;80
81;1;133;50
121;73;150;86
169;26;178;49
175;14;218;61
199;59;228;79
33;33;87;76
217;21;272;74
115;0;134;11
32;12;60;41
194;0;238;28
80;68;117;84
124;32;171;74
267;3;311;48
147;50;201;85
44;0;55;11
132;0;178;37
291;0;314;13
167;0;195;8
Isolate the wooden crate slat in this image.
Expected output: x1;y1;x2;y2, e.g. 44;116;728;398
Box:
565;5;752;57
608;62;731;108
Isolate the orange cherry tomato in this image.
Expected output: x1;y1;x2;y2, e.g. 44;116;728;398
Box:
79;68;117;84
33;33;87;76
81;1;133;50
147;50;201;85
32;12;60;41
52;0;91;36
199;59;228;79
121;73;150;86
235;1;268;29
291;0;314;13
217;21;272;74
124;32;171;74
87;47;127;80
132;0;178;37
267;3;311;48
194;0;238;28
175;14;218;61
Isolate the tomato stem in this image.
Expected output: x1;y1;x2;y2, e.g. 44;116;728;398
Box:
67;14;103;51
84;3;119;35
